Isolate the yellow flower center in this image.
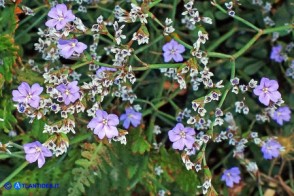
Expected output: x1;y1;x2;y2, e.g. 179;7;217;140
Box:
262;87;268;93
179;130;186;138
102;119;108;125
35;147;41;152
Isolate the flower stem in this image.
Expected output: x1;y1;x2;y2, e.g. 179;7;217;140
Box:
133;63;183;71
0;161;29;188
207;27;237;51
70;133;92;145
211;0;260;32
9;142;24;150
263;24;293;34
232;30;263;59
149;0;162;8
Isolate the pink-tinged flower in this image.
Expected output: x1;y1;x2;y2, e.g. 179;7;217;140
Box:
24;141;52;168
56;81;80;105
261;139;282;160
162;39;185;62
168;123;195;150
221;167;241;188
253;77;281;106
120;108;142;129
270;45;285;63
45;4;75;30
271;106;291;125
87;110;119;139
57;39;87;59
12;82;43;108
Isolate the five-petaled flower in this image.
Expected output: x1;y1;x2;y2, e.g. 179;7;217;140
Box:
162;39;185;62
221;167;241;188
57;39;87;59
168;123;195;150
270;45;285;63
24;141;52;168
56;81;80;105
87;110;119;139
261;139;282;160
120;108;142;129
45;4;75;30
12;82;43;108
253;77;281;106
271;106;291;126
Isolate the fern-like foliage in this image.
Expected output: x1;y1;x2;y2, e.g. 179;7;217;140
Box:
68;143;114;196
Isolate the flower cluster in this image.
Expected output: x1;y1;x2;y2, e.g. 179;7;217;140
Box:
6;0;292;194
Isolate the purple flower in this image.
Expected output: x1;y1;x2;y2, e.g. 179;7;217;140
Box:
96;67;117;75
271;106;291;125
162;39;185;62
56;81;80;105
57;39;87;59
261;139;282;160
270;45;284;63
253;77;281;106
24;141;52;168
168;123;195;150
120;108;142;129
221;167;241;188
87;110;119;139
12;82;43;108
45;4;75;30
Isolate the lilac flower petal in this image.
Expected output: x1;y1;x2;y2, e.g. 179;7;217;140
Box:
173;53;183;62
96;129;106;139
45;19;58;28
163;53;173;62
168;130;182;142
74;42;87;53
104;125;118;138
18;82;30;96
37;154;45;168
259;93;270;105
26;153;39;163
12;90;25;102
123;119;131;129
172;139;185;150
267;80;279;91
107;114;119;126
31;83;43;95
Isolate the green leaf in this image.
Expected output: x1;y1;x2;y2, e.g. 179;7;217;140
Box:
243;61;265;75
131;137;151;154
0;97;17;133
30;119;48;142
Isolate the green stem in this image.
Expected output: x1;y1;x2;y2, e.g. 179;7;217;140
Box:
149;0;162;8
148;12;165;28
171;0;179;21
211;150;233;171
133;63;183;71
9;142;24;150
15;12;47;41
207;27;237;51
0;152;25;160
208;52;233;59
171;35;193;49
232;31;263;59
70;133;92;145
134;35;164;54
212;0;260;32
0;161;29;188
263;24;293;34
142;89;180;116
